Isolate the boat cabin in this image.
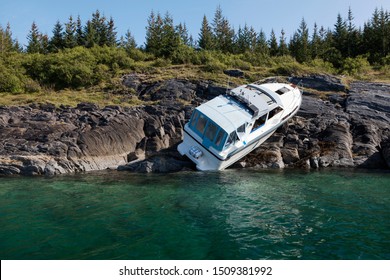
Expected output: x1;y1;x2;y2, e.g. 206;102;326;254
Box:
187;83;288;153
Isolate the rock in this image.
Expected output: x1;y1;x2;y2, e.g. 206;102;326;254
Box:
224;69;244;77
118;155;194;173
290;74;346;92
0;74;389;175
381;140;390;168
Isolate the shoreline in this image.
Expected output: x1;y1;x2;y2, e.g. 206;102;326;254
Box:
1;74;389;175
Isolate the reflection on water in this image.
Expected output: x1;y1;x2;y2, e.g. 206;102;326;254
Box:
0;169;389;259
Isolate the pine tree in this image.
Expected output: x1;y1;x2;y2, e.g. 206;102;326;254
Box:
145;11;163;54
120;29;137;50
236;24;253;53
106;17;117;47
160;12;180;57
84;20;97;48
248;26;257;52
176;22;190;46
198;15;214;50
48;20;64;52
212;6;234;52
278;29;289;56
311;23;321;58
75;15;84;46
0;23;17;53
64;16;77;48
255;30;269;55
268;29;278;56
290;18;310;62
333;13;348;57
26;21;42;53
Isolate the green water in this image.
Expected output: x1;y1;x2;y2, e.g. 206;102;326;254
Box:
0;169;389;260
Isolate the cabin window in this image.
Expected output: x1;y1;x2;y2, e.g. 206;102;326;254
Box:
196;114;207;135
268;106;283;119
215;129;226;147
251;114;267;132
237;124;246;133
204;121;218;142
224;131;238;149
276;87;290;95
189;110;199;128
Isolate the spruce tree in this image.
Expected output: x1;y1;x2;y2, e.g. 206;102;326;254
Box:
311;23;321;59
198;15;214;50
75;15;84;46
255;30;269;55
145;11;163;54
268;29;278;56
26;21;42;53
0;23;17;53
120;29;137;51
64;16;77;48
106;17;117;47
278;29;289;56
160;12;180;57
49;20;64;52
212;6;234;52
176;22;190;46
333;13;348;57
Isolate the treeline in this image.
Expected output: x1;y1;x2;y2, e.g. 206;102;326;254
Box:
1;7;390;93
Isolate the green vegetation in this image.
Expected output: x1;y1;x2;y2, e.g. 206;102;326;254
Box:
1;7;390;106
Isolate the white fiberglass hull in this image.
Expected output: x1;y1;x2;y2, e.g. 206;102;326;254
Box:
178;82;302;171
178;125;278;171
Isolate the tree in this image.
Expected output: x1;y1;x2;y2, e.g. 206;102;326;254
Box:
333;13;348;57
49;20;64;52
212;6;234;52
176;22;190;46
64;16;77;48
278;29;289;56
26;22;43;53
290;18;310;62
255;30;269;55
75;15;84;46
120;29;137;51
83;20;97;48
311;23;321;58
160;12;180;57
268;29;278;56
0;23;18;53
106;17;117;47
145;11;163;54
198;15;214;50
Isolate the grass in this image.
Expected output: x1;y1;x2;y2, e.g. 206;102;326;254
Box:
0;61;389;108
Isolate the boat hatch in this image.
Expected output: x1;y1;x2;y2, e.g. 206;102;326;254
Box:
275;87;290;95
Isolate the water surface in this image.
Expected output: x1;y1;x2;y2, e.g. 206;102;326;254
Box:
0;169;389;259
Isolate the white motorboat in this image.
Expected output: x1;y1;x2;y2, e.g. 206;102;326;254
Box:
177;82;302;170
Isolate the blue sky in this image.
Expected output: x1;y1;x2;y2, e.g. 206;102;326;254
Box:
1;0;389;48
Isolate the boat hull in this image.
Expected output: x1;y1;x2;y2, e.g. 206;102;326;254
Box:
178;127;277;171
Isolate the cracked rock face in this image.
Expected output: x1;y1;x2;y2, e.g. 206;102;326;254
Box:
0;74;389;175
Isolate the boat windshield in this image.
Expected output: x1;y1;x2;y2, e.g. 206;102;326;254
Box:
188;110;232;151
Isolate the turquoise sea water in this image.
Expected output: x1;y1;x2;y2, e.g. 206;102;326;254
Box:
0;169;389;260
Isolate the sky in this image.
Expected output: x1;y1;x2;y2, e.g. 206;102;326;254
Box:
1;0;389;48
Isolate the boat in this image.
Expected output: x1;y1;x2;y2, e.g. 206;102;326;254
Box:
177;81;302;171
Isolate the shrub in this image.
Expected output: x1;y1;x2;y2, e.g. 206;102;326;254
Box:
171;45;196;64
305;58;336;73
203;58;226;73
0;66;23;93
341;56;371;76
152;58;171;67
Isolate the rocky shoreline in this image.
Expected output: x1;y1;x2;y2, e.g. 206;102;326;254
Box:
1;74;389;175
